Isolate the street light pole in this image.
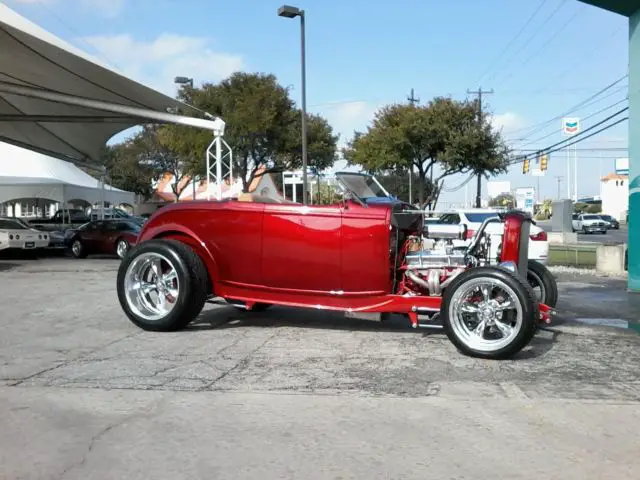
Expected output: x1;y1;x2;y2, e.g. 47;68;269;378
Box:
278;5;308;205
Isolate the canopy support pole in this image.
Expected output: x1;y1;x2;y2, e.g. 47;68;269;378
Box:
0;81;226;134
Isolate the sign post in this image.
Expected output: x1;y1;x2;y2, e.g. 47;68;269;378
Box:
562;117;580;201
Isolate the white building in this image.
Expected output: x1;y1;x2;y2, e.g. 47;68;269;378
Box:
600;173;628;221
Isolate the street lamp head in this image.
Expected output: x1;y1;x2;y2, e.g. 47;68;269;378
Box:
174;76;193;85
277;5;301;18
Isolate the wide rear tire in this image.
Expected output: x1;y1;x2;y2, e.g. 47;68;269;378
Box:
441;267;537;360
526;260;558;307
117;239;208;331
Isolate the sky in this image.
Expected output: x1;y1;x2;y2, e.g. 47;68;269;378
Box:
3;0;631;205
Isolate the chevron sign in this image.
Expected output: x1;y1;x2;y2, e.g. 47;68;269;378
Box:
562;117;581;136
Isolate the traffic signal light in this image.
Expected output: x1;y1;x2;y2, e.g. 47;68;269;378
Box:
522;158;530;174
540;154;548;171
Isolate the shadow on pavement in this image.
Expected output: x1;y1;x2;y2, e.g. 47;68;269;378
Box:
191;304;559;360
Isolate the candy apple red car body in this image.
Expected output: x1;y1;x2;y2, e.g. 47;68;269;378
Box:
135;198;543;318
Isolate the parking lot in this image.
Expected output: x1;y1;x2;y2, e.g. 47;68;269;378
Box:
538;221;629;245
1;256;640;479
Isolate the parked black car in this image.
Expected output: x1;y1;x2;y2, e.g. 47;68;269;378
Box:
599;214;620;230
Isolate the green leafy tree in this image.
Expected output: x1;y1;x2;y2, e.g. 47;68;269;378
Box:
342;98;510;209
161;72;338;193
100;141;155;199
488;193;516;209
376;171;423;205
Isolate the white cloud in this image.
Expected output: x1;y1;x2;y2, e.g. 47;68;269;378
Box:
489;112;526;134
8;0;124;17
309;100;381;174
81;33;245;96
313;100;379;148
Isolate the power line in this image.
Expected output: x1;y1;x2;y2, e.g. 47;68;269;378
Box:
512;96;628;147
474;0;549;85
532;26;625;95
484;0;565;85
503;75;628;137
515;107;628;160
508;114;628;165
494;4;586;88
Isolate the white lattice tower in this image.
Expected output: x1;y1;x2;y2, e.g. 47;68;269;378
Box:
206;135;233;200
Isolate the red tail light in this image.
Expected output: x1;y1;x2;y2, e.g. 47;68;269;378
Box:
530;231;547;241
466;229;476;239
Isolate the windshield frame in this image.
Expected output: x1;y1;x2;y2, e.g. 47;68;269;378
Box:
334;172;391;204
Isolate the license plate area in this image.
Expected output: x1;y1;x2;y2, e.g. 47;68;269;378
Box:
24;241;35;249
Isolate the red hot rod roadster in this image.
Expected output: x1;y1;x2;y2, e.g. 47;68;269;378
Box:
116;172;556;359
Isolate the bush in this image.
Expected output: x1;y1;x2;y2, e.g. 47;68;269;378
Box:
586;204;602;213
573;202;589;213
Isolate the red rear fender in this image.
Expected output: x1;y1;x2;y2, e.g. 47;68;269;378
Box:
139;224;218;291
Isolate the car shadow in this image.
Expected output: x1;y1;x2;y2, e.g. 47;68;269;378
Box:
189;304;559;360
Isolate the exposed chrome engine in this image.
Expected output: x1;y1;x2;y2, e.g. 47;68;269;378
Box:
397;217;502;297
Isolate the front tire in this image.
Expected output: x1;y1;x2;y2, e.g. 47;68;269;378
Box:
441;267;537;359
70;238;87;258
117;239;208;331
526;260;558;307
116;238;130;259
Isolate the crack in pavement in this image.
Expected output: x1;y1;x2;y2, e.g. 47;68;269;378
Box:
6;331;143;386
200;331;280;391
56;419;126;479
55;392;175;479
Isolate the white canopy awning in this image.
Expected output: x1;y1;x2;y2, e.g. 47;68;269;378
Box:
0;141;135;206
0;3;224;163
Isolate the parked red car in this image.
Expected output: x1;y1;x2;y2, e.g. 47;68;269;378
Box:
67;219;140;259
116;172;556;359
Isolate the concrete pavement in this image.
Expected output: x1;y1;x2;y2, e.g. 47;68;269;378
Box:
1;257;639;479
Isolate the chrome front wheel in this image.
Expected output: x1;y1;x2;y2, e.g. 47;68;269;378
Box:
442;267;537;359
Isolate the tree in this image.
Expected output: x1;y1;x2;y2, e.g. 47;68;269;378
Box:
160;72;338;192
488;193;516;209
376;171;422;205
111;125;194;202
342;98;510;209
100;140;157;199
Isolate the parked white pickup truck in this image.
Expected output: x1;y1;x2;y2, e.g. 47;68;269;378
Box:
572;213;608;234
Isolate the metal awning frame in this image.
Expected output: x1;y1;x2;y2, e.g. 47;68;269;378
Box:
0;80;233;201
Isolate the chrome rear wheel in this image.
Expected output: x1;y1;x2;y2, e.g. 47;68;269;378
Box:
116;239;209;332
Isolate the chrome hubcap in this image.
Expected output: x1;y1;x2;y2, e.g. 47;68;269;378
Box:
449;278;522;352
124;252;179;321
117;240;128;258
72;240;81;255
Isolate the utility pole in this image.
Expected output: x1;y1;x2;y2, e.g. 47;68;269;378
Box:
407;88;419;205
407;88;420;105
467;87;493;208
